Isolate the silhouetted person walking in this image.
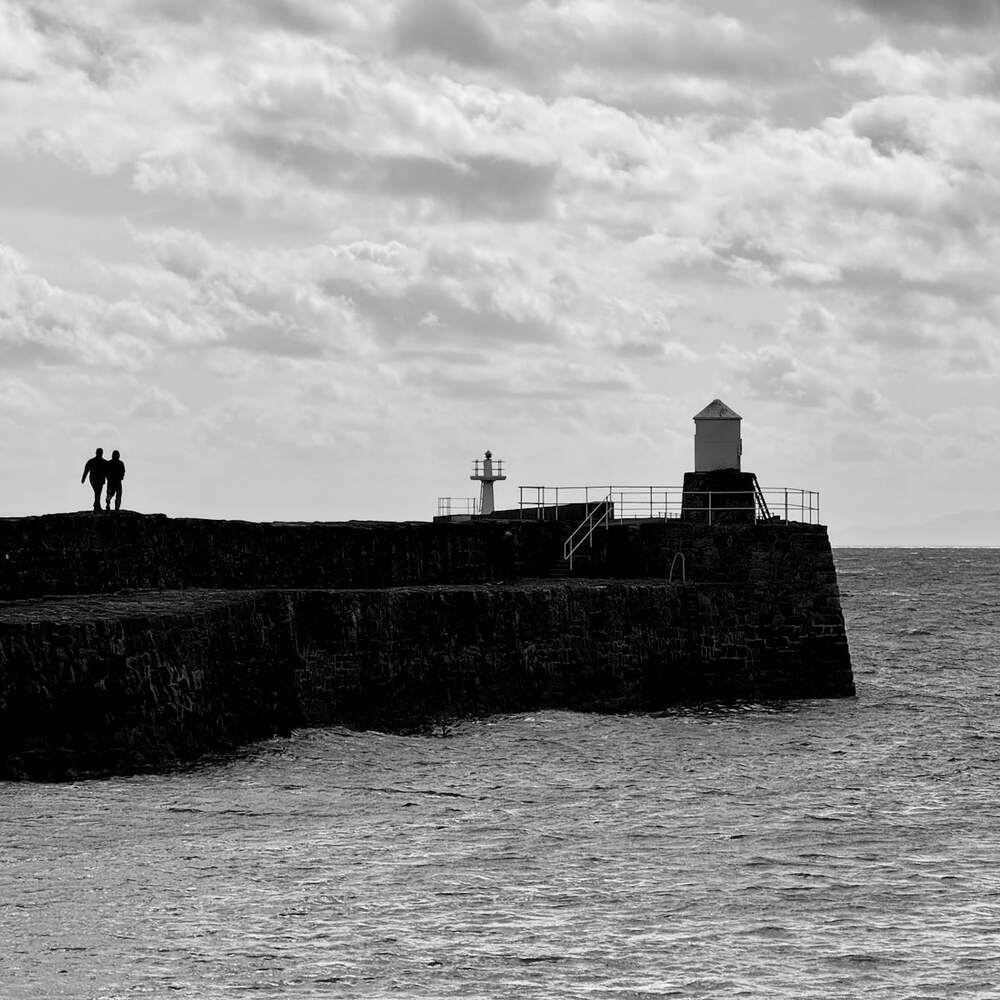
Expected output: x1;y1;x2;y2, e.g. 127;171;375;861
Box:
105;450;125;511
81;448;107;512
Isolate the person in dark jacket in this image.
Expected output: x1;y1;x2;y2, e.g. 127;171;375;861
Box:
105;450;126;511
80;448;107;512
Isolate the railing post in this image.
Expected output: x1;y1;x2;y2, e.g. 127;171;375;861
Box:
708;491;712;526
784;488;788;523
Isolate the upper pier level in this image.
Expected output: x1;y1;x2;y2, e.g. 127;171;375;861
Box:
0;510;833;600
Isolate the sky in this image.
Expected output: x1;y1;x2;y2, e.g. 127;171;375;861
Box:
1;0;999;543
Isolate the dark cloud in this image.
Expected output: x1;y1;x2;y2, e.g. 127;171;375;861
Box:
0;313;151;370
381;154;556;221
835;259;1000;312
561;18;786;80
0;329;82;368
853;319;942;351
229;132;352;188
232;130;556;220
24;4;138;86
394;0;507;66
846;0;1000;26
0;155;157;217
228;318;331;359
138;0;344;33
730;347;833;407
847;107;928;157
321;276;561;348
398;363;634;401
947;338;994;373
717;238;784;280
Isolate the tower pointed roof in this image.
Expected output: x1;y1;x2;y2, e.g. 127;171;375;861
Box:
693;398;741;420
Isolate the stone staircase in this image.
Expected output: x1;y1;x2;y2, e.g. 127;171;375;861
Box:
548;556;575;579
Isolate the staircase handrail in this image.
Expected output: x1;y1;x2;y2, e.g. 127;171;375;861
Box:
751;475;771;520
563;495;613;568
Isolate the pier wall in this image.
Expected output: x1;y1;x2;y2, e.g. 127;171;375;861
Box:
0;513;854;780
584;520;838;589
0;514;565;599
1;580;852;780
0;592;299;780
290;581;852;729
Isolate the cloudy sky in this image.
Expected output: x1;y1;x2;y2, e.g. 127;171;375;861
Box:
2;0;999;542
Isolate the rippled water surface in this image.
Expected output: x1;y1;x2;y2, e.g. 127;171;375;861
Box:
3;549;1000;999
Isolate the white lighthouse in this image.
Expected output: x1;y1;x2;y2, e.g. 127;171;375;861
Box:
693;398;742;472
471;450;506;516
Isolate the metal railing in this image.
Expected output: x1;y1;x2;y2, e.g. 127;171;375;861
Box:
437;496;480;517
518;485;820;525
472;458;504;479
562;495;613;569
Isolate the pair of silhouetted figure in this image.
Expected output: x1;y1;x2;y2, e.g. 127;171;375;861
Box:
81;448;126;512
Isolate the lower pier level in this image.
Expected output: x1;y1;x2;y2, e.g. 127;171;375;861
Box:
0;580;853;780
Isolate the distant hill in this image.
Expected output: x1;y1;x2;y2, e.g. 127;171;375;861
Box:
835;510;1000;548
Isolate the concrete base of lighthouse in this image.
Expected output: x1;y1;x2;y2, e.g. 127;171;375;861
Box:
681;470;756;525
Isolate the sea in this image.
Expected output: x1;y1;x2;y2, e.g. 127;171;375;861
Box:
2;548;999;999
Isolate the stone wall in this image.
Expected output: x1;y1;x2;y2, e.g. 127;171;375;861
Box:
0;512;854;780
0;592;299;780
1;578;854;780
0;513;567;598
583;520;838;588
290;581;853;730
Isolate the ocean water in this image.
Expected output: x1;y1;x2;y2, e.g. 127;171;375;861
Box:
2;549;999;999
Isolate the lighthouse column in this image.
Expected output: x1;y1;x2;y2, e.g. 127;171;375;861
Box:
480;454;496;514
470;450;506;516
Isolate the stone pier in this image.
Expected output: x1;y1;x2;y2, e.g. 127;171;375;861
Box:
0;512;854;780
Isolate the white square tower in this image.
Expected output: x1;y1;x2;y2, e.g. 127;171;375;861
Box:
693;399;742;472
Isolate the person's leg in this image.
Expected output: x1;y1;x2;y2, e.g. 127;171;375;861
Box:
112;483;122;511
91;481;101;511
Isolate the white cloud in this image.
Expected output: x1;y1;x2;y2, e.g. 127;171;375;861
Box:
0;375;52;416
0;244;153;370
127;385;188;420
831;43;1000;96
2;0;999;532
831;428;889;462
